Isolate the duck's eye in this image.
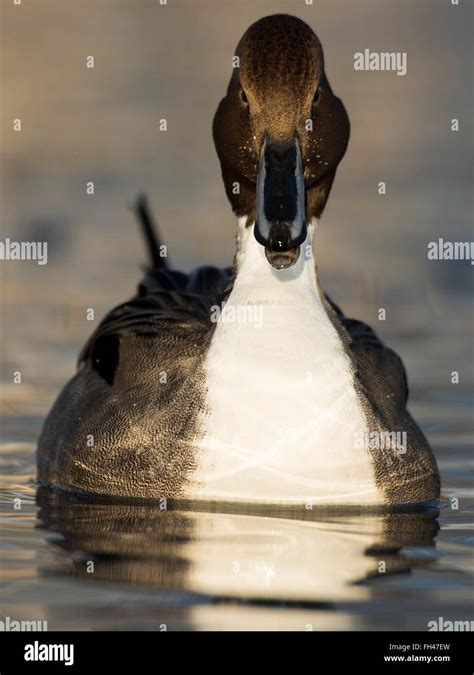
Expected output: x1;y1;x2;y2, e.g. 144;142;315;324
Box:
312;88;321;105
240;89;249;104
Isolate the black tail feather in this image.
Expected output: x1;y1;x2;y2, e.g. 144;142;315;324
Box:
134;194;168;271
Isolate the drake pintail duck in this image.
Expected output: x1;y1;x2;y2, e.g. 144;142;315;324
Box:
37;14;440;506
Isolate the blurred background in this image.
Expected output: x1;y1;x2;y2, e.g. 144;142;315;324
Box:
0;0;472;631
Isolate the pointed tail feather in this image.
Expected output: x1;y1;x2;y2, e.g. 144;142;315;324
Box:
134;194;169;271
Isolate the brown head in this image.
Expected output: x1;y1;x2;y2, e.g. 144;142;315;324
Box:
213;14;350;269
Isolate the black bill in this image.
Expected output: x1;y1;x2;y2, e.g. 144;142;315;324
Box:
255;134;307;269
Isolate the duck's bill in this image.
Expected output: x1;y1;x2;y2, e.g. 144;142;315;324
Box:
255;134;307;270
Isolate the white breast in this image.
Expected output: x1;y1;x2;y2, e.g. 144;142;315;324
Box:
190;220;382;505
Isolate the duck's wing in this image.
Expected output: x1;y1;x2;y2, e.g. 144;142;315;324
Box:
325;294;408;412
325;294;440;504
79;265;232;387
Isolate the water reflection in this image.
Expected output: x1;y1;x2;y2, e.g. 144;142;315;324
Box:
36;489;438;606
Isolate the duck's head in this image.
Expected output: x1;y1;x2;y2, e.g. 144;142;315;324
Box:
213;14;350;269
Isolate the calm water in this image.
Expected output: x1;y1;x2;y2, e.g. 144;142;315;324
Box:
1;0;473;630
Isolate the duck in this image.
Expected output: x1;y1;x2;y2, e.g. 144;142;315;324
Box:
37;14;440;507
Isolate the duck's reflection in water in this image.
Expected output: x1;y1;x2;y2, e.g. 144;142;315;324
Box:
36;488;438;611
